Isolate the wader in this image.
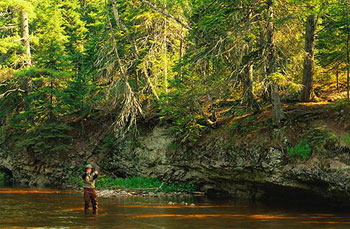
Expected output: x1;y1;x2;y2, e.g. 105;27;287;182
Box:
84;188;98;214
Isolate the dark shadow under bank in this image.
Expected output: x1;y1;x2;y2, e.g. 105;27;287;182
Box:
0;166;14;185
205;183;350;212
0;166;13;179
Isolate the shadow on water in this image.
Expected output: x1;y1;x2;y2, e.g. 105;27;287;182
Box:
206;183;350;212
259;184;350;213
1;183;350;228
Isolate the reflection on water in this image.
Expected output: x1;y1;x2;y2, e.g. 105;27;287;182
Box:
0;189;75;194
1;185;350;228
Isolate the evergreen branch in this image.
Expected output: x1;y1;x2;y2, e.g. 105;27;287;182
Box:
140;0;191;30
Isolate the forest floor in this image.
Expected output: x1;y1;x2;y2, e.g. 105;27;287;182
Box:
200;78;350;150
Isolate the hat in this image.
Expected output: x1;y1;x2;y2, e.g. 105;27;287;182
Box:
85;164;93;169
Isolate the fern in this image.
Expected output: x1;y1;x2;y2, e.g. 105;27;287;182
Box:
287;139;311;160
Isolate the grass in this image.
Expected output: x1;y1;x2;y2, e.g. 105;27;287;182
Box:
68;175;196;193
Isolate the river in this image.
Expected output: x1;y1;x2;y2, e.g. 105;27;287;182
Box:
1;184;350;228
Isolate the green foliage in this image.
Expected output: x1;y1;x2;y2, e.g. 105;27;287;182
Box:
68;175;196;193
228;121;240;132
0;172;5;185
303;126;338;154
329;98;350;111
0;172;5;180
0;171;11;182
316;0;350;74
0;66;99;159
0;0;350;178
66;173;83;187
287;139;312;159
0;68;77;158
339;133;350;147
96;176;196;193
159;87;207;144
227;114;262;135
13;121;72;159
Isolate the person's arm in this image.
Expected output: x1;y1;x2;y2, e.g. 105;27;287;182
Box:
92;171;99;180
82;173;87;180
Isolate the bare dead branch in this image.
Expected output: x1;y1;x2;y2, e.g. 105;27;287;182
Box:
0;25;16;30
0;88;25;99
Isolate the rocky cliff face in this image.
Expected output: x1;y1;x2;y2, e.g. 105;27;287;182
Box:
0;149;77;186
0;121;105;186
2;124;350;204
100;126;350;204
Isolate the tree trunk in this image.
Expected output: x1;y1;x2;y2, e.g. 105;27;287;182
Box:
178;26;184;78
242;63;260;112
163;16;168;94
336;64;339;93
205;83;217;122
347;13;349;100
242;8;260;113
20;10;31;67
105;0;143;120
203;62;217;122
266;0;284;126
112;0;121;28
142;64;160;100
50;80;53;104
301;14;316;102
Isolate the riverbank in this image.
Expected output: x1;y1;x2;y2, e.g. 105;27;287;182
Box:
95;189;201;201
0;173;201;201
2;100;350;203
65;175;201;199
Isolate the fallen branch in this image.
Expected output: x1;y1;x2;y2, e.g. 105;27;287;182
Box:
195;99;216;126
0;89;25;99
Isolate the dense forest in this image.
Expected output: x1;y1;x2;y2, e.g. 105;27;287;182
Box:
0;0;350;162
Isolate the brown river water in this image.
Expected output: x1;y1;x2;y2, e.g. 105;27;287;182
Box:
1;184;350;228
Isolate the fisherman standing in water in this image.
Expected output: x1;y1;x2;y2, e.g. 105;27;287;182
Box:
82;164;99;214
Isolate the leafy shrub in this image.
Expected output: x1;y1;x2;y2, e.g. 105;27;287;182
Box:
303;126;337;153
287;139;311;159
